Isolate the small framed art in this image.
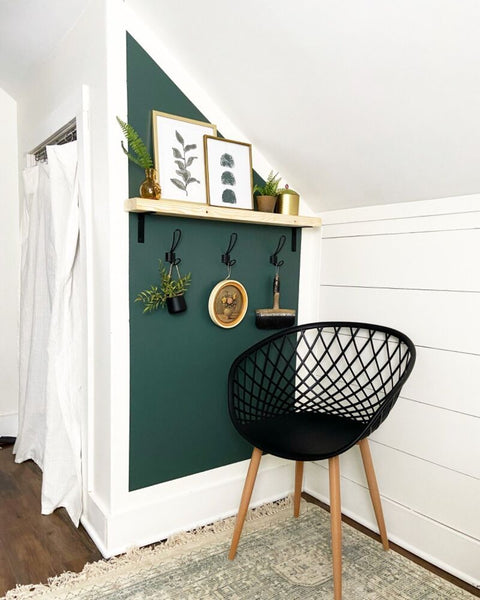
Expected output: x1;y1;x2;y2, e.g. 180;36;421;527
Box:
204;136;253;209
208;280;248;328
152;111;217;204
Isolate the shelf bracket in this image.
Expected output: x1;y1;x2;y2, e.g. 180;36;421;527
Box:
291;227;297;252
137;213;145;243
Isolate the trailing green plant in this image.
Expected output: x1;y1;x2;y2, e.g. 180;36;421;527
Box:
170;130;200;196
117;116;153;170
135;260;191;313
253;171;281;196
277;184;298;195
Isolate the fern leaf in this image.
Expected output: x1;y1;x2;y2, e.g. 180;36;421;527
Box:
117;116;153;170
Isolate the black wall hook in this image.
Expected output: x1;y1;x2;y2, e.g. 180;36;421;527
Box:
165;228;182;266
270;234;286;268
221;232;238;268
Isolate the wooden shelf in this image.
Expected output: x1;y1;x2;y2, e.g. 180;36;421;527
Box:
125;197;322;228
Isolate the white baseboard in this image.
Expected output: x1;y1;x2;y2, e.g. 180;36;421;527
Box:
304;461;480;589
0;413;17;437
82;454;294;558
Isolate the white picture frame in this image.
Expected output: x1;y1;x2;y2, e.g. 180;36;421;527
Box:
152;110;217;204
204;136;253;210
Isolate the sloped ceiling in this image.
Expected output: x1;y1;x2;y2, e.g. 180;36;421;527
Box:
1;1;479;212
130;0;480;211
0;0;89;98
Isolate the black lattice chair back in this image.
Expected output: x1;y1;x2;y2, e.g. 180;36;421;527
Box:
227;322;416;600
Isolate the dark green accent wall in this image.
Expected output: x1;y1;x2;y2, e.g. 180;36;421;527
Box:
127;34;302;490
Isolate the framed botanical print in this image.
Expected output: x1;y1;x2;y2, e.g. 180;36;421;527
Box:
152;111;217;204
204;136;253;210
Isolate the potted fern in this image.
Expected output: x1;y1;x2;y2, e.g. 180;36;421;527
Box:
117;116;161;199
135;260;191;314
253;171;281;212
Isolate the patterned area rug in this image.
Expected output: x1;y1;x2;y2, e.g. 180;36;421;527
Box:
3;499;475;599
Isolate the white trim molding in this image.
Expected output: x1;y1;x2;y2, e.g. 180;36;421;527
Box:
82;454;293;558
305;461;480;589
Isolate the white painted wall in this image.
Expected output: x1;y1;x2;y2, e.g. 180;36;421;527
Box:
305;194;480;586
0;87;19;437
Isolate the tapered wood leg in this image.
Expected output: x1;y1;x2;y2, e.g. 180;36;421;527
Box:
329;455;342;600
228;447;263;560
358;438;389;550
294;461;304;518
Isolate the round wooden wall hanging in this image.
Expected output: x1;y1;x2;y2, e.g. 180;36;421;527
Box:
208;280;248;329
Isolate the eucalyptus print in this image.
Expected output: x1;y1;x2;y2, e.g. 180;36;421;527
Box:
170;130;200;196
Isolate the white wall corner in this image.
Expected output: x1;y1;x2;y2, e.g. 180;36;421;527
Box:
0;413;18;438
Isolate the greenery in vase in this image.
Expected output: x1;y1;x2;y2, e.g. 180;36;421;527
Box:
116;116;153;170
253;171;281;196
135;260;192;313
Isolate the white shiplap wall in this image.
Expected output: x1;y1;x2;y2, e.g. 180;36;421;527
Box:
304;194;480;587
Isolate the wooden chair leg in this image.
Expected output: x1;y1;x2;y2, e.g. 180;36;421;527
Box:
228;447;263;560
329;455;342;600
358;438;389;550
294;461;304;517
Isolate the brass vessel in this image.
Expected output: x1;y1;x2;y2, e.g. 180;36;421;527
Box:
277;193;299;216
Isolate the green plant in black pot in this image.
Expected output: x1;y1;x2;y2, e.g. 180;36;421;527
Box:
135;260;191;314
117;116;161;199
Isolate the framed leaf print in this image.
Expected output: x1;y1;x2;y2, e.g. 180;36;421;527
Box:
152;111;217;204
204;136;253;210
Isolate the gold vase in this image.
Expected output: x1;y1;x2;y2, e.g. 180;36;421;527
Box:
277;193;299;216
139;168;161;200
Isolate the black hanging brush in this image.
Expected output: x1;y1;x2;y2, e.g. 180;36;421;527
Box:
255;272;296;329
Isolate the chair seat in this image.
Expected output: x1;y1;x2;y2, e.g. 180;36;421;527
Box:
237;411;366;461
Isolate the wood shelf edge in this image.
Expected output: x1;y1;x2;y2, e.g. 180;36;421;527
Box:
124;198;322;228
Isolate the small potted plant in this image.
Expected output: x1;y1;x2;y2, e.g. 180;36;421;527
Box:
117;116;161;200
276;184;300;216
253;171;281;212
135;260;191;314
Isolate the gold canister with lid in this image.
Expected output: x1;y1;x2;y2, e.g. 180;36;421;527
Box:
276;185;299;216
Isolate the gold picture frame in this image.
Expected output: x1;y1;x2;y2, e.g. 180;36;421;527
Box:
204;136;253;209
152;111;217;204
208;280;248;329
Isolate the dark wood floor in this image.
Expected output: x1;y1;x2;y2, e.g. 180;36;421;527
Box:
0;442;478;598
0;443;102;597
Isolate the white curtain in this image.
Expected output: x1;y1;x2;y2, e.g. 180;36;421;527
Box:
14;141;84;526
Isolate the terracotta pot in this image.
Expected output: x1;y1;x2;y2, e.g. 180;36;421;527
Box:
256;195;277;212
166;295;187;314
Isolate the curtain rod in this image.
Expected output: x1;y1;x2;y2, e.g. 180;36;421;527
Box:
30;118;77;163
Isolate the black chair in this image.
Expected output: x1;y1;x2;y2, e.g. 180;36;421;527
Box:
227;321;416;600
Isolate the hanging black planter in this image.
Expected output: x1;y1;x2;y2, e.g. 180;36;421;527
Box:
166;295;187;315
